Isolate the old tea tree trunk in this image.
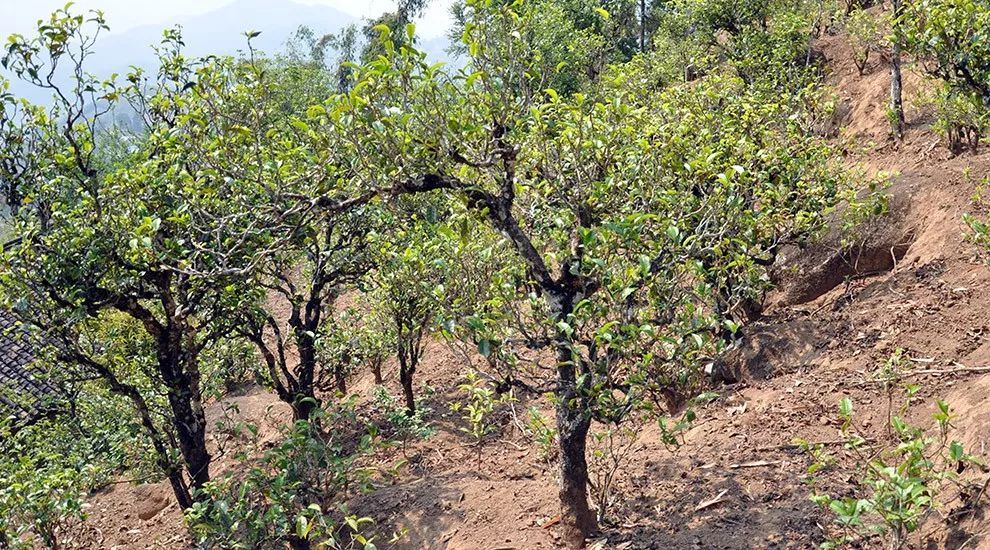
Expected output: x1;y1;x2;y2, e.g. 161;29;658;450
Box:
890;0;906;140
550;288;598;545
400;173;599;546
394;302;429;417
116;274;216;503
239;209;374;422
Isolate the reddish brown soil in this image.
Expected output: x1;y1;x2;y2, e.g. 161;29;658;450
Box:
70;30;990;550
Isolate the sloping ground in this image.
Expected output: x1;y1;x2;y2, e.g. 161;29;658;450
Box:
70;33;990;550
69;387;292;548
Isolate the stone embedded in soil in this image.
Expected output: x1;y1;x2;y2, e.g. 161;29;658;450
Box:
133;484;170;521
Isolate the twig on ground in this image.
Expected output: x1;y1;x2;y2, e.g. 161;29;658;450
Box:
754;438;871;452
729;460;781;469
499;439;527;451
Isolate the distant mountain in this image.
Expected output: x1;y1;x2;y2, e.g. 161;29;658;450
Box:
4;0;455;105
87;0;356;73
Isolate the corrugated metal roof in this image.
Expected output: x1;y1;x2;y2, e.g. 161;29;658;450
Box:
0;310;59;425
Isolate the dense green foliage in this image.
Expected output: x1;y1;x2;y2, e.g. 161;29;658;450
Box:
185;405;379;549
0;391;157;548
806;391;983;549
902;0;990;104
324;0;873;540
900;0;990;153
843;7;884;75
918;81;988;153
3;0;987;547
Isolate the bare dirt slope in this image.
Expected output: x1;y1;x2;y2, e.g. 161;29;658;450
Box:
72;32;990;550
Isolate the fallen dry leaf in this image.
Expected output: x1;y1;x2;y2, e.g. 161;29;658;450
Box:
694;489;730;512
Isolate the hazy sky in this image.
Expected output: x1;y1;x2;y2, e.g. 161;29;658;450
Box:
0;0;455;40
